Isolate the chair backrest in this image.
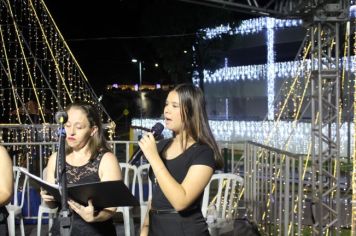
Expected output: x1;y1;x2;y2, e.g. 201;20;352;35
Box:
201;173;244;220
137;164;152;205
119;163;138;196
11;166;29;208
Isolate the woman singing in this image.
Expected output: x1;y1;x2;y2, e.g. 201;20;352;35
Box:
139;83;223;236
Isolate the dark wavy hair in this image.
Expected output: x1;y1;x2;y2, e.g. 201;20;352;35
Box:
64;101;111;160
173;83;223;169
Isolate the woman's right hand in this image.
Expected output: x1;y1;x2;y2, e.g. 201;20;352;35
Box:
40;190;58;208
40;189;55;202
138;132;160;163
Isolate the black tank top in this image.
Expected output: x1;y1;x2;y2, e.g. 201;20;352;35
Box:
51;152;117;236
65;152;102;184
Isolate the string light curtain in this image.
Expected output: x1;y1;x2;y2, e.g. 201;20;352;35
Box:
0;0;112;142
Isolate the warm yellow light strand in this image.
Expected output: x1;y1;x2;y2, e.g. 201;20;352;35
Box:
261;38;312;222
264;34;313;146
28;0;73;104
5;0;46;122
288;143;312;235
283;70;311;152
0;24;22;123
39;0;91;84
340;22;349;123
281;71;312;234
263;70;310;221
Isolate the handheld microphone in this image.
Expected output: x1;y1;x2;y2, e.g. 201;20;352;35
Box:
55;111;68;124
129;122;164;165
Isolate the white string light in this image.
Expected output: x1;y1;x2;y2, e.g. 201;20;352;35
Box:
267;17;276;120
200;18;302;40
196;57;355;84
201;65;266;83
132;118;354;157
196;17;302;119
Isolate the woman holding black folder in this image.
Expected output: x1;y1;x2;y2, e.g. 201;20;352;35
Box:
41;101;122;236
138;84;223;236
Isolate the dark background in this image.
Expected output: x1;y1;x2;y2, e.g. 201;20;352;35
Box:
42;0;244;94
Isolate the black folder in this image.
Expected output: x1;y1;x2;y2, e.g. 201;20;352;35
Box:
18;167;139;209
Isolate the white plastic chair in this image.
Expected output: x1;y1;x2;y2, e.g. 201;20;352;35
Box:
201;173;244;236
117;163;138;236
37;168;58;236
137;164;152;227
6;166;29;236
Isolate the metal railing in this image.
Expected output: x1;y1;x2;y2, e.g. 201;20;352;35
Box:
2;140;245;221
243;141;353;235
244;141;306;235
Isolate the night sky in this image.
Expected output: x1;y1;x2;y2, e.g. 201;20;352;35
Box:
42;0;244;94
43;1;155;92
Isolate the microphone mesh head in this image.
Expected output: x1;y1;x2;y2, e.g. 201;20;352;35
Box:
55;111;68;124
151;122;164;138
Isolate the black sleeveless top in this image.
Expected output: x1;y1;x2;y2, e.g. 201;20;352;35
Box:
66;153;102;184
150;139;216;209
148;139;215;236
51;152;117;236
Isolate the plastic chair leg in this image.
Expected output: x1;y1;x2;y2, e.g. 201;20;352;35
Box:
19;217;25;236
37;208;43;236
7;212;15;236
48;214;54;235
140;205;147;227
122;208;134;236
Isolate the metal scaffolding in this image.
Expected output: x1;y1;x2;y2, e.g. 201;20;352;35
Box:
310;21;341;235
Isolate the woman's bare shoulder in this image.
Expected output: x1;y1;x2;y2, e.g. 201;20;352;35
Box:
101;151;118;161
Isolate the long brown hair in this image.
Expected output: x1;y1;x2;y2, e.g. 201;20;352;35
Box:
173;83;223;169
64;101;111;160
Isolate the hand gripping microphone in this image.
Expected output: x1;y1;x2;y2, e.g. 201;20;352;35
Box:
129;122;164;165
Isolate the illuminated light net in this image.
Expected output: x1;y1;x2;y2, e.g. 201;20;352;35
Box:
0;0;113;143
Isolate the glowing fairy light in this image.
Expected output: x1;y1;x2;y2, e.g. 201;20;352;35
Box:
195;17;302;119
267;17;276;120
132;118;354;157
200;18;302;40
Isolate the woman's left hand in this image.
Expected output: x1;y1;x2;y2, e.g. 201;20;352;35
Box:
68;199;96;222
138;132;159;162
